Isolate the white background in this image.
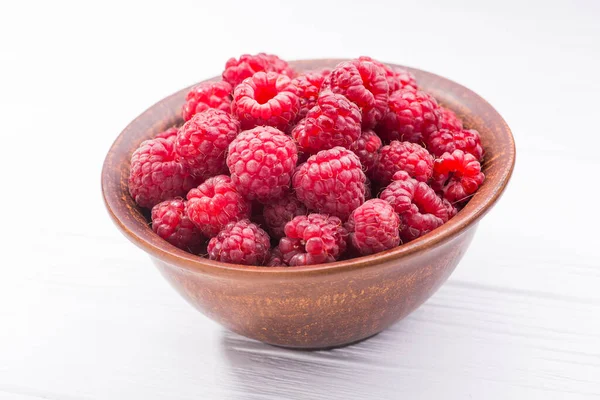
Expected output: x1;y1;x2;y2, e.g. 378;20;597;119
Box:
1;0;599;399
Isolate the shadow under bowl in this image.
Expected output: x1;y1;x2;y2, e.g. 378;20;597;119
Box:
101;59;515;349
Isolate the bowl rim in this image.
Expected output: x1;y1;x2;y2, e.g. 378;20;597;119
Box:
101;59;515;277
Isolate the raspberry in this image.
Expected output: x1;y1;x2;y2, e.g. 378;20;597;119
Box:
292;147;366;219
345;199;400;255
227;126;298;202
232;72;300;131
292;69;330;119
207;219;271;265
380;171;451;242
438;106;463;132
427;128;484;161
291;91;362;153
176;109;240;180
262;193;307;239
128;136;197;209
358;56;417;93
266;247;286;266
349;129;382;173
278;214;348;266
431;150;485;204
151;199;204;253
186;175;251;237
364;177;373;200
181;80;232;121
374;141;433;186
376;89;440;144
155;126;179;140
322;59;389;129
222;53;295;88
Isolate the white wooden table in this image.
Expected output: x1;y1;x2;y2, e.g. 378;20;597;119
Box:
1;1;599;398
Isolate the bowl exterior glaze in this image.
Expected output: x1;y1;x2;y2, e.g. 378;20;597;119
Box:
102;59;515;349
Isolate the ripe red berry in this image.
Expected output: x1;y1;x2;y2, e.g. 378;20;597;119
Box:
231;72;300;131
293;147;366;219
207;219;271;265
182;80;232;121
380;171;452;242
262;192;308;239
427;128;484;161
155;126;179;140
376;89;440;144
292;69;331;120
345;199;400;255
431;150;485;204
186;175;251;238
437;106;463;132
278;214;348;266
128;136;197;209
266;247;286;266
374;141;433;186
151;199;205;253
222;53;295;88
291;91;362;153
227;126;298;202
322;59;389;129
358;56;417;93
176;109;240;180
348;129;382;174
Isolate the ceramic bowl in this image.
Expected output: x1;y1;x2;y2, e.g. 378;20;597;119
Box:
102;59;515;349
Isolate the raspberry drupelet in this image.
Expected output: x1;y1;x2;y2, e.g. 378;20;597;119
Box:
374;141;434;186
232;72;300;131
128;136;197;209
278;214;348;266
262;193;308;240
176;109;240;180
376;88;440;144
186;175;251;238
182;80;232;121
427;128;484;161
345;199;401;256
222;53;295;88
380;171;454;242
207;219;271;266
292;69;331;120
291;91;362;153
226;126;298;203
322;59;389;129
151;199;205;253
292;147;366;220
431;149;485;204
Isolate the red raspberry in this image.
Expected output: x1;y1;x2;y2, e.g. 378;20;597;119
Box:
292;69;330;119
232;72;300;131
262;193;307;239
181;80;232;121
128;137;197;209
151;199;204;253
380;171;451;242
357;56;417;93
292;147;366;219
438;107;463;132
364;177;373;200
278;214;348;266
291;91;362;153
222;53;295;88
345;199;400;255
186;175;251;237
427;128;484;161
431;150;485;204
227;126;298;202
207;219;271;266
155;126;179;140
374;141;433;186
349;129;382;173
176;109;240;180
376;89;440;144
266;247;286;266
322;59;389;129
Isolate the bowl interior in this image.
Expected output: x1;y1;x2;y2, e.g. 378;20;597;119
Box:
101;59;515;275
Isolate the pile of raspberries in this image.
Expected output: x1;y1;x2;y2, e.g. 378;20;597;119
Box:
128;54;485;267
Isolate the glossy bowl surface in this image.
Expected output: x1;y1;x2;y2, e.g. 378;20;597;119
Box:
102;59;515;349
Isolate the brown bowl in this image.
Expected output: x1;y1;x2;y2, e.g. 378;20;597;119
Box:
101;59;515;349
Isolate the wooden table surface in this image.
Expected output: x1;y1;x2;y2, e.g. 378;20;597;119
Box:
1;1;599;399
